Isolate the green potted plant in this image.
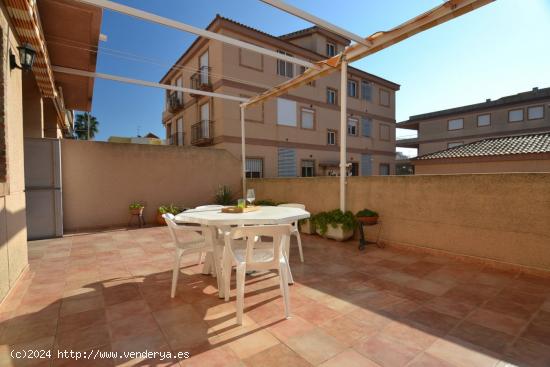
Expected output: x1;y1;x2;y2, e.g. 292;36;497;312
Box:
356;209;379;225
312;209;357;241
157;203;182;225
129;202;144;216
215;185;233;205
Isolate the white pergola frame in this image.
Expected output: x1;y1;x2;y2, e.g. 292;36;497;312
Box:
65;0;493;210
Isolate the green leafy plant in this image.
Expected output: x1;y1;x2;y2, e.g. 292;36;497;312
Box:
215;185;233;205
129;202;144;210
312;209;357;235
356;209;378;217
158;204;181;215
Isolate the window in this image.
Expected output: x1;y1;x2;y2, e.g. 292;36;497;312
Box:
379;164;390;176
277;98;297;126
350;162;359;176
348;80;358;98
528;106;544;120
301;160;315;177
246;158;263;178
448;118;464;130
327;130;337;145
327;88;337;105
379;124;390;141
379;89;390;106
448;142;463;148
509;109;524;122
477;114;490;127
276;50;294;78
361;81;372;101
361;117;372;137
347;118;358;136
301;108;314;129
326;42;336;57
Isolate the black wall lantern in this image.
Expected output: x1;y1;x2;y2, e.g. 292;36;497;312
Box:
10;43;37;71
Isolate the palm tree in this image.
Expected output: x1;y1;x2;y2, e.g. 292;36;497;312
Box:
74;112;99;140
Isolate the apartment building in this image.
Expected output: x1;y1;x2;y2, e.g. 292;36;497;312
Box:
160;16;400;177
397;87;550;156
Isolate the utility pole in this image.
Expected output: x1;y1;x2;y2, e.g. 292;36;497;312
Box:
87;112;91;140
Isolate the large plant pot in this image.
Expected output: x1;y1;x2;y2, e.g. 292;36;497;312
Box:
358;216;378;225
157;213;167;226
316;224;354;241
299;219;316;234
130;207;144;216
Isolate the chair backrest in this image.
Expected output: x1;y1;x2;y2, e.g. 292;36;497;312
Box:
226;224;292;270
163;213;205;248
278;203;305;210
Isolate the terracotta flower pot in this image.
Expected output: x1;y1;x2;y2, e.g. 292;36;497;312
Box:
130;207;144;216
157;213;167;226
358;216;378;225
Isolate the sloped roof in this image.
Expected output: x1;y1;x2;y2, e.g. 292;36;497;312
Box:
415;132;550;161
400;87;550;124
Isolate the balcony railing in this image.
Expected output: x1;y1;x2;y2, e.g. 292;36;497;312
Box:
191;120;214;145
168;92;184;113
190;66;212;96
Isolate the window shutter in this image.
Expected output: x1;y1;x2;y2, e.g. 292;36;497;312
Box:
278;148;296;177
361;154;372;176
361;117;372;137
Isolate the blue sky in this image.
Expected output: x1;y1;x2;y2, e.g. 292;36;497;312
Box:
89;0;550;147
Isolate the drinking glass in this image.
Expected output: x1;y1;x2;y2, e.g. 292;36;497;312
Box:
246;189;255;206
237;199;246;209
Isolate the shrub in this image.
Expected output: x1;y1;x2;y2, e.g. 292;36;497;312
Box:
356;209;378;217
312;209;357;235
215;185;233;205
129;202;144;210
158;204;181;215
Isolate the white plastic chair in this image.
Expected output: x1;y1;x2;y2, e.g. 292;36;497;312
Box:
222;225;293;325
277;203;305;263
163;213;215;298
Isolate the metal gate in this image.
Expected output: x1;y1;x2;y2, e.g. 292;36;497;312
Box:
24;138;63;239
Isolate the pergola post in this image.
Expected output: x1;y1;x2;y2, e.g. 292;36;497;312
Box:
339;58;347;212
240;106;247;199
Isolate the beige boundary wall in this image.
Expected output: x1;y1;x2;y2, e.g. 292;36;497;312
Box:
61;140;241;231
248;174;550;271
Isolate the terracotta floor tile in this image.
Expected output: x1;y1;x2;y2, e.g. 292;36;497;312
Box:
482;298;538;320
353;334;421;367
58;308;107;334
55;322;110;352
405;307;461;336
265;315;316;342
378;320;437;350
426;338;501;367
407;352;457;367
108;312;160;341
520;320;550;346
179;345;242;367
243;343;310;367
466;308;527;336
406;278;452;296
425;296;477;319
285;328;345;365
449;321;514;353
225;328;280;360
59;295;104;316
320;315;380;346
504;337;550;367
319;348;381;367
293;302;341;326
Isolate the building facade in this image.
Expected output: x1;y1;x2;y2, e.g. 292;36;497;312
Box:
397;87;550;157
160;16;400;178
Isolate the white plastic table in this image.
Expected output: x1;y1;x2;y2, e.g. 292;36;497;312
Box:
175;206;310;298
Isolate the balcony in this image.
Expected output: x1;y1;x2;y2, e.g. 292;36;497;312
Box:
191;120;214;145
167;92;184;114
190;66;213;97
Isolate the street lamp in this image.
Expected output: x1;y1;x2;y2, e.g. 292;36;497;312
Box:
10;43;36;71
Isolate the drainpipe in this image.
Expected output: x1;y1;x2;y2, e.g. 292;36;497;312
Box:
240;105;246;199
339;57;347;212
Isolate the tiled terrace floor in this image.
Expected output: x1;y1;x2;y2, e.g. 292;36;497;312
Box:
1;227;550;367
